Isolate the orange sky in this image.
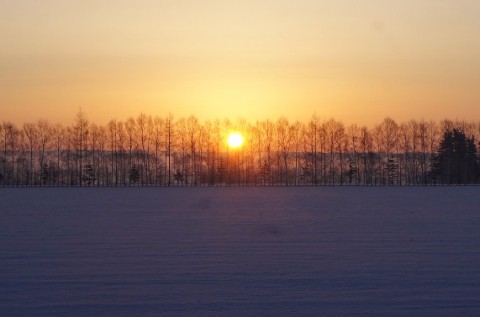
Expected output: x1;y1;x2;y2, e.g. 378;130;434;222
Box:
1;0;480;126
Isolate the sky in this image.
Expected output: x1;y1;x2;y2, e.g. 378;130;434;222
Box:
1;0;480;126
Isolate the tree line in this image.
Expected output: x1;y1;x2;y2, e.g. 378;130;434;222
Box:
1;112;479;187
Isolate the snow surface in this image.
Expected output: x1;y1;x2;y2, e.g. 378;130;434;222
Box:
1;187;480;317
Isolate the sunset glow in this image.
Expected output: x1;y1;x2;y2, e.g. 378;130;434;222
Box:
2;3;479;313
1;1;480;125
227;133;243;149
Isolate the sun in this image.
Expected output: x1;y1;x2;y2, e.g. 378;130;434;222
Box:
227;132;243;149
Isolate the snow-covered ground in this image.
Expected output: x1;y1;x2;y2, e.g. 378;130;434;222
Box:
1;187;480;316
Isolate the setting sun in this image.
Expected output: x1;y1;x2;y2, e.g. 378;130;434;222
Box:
227;133;243;149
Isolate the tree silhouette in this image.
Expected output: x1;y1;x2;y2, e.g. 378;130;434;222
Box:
1;114;480;187
129;164;140;184
434;128;479;184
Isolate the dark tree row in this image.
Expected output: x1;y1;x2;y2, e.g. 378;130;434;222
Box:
433;129;479;184
1;112;479;187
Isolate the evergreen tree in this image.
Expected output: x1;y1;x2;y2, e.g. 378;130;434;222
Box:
434;129;478;184
216;157;226;184
129;164;140;184
260;160;271;185
347;158;357;185
40;163;50;185
174;169;184;184
81;163;96;186
387;155;399;185
466;137;479;183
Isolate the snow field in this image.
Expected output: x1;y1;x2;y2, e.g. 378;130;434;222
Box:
1;187;479;316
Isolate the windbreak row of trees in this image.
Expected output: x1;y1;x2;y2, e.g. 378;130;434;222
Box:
1;112;479;187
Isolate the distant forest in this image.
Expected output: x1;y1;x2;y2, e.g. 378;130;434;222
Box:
1;112;479;187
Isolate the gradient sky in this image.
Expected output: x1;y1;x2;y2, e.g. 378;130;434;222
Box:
1;0;480;125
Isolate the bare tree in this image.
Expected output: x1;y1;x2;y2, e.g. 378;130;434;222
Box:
136;114;152;185
51;124;65;186
290;121;302;186
1;112;480;187
37;120;53;185
23;122;38;185
152;117;164;186
418;119;428;185
346;124;360;185
260;120;274;186
165;114;174;186
359;126;373;185
324;118;345;185
187;116;200;186
408;120;420;185
276;117;291;185
3;123;20;185
73;110;89;186
107;120;121;186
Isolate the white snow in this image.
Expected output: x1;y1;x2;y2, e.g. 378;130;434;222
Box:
1;187;480;316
